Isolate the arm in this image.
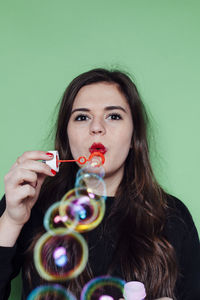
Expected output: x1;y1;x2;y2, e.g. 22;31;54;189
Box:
0;196;21;300
178;223;200;300
0;151;55;299
168;196;200;300
0;151;54;246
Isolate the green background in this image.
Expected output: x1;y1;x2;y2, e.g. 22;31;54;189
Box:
0;1;199;299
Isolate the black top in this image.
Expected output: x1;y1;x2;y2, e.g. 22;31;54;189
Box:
0;194;200;300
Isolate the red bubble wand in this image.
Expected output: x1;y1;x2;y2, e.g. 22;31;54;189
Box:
44;151;105;172
58;152;105;166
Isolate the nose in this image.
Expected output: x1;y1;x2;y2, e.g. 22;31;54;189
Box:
89;118;106;136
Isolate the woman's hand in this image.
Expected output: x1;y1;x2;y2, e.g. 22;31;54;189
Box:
3;151;55;227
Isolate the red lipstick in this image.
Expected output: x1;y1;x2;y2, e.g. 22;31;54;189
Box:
89;143;107;155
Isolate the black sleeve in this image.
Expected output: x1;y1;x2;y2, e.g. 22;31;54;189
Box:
0;196;22;300
179;223;200;300
167;195;200;300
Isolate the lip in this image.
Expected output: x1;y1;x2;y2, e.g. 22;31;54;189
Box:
89;143;107;155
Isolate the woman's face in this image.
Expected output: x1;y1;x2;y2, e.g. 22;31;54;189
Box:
67;82;133;181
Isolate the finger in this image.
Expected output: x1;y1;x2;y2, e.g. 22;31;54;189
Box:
5;169;38;188
6;164;53;190
24;160;55;176
17;160;54;177
36;173;47;189
14;151;55;166
20;184;36;199
14;184;36;202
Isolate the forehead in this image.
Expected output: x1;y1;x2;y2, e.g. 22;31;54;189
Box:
72;82;129;109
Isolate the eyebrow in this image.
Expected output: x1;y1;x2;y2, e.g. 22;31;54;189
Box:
71;105;127;114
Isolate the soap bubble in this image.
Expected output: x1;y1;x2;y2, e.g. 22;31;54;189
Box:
81;276;125;300
60;194;98;226
80;151;106;178
34;228;88;281
59;188;105;233
89;155;103;167
75;172;106;201
27;284;76;300
43;201;79;234
88;152;105;167
74;186;106;203
77;162;105;179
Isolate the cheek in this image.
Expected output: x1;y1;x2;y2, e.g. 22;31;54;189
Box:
115;129;133;160
117;125;133;147
67;125;78;154
67;128;86;158
67;123;85;142
68;135;80;153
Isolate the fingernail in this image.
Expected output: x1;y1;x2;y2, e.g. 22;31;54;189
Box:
46;152;53;157
51;169;57;175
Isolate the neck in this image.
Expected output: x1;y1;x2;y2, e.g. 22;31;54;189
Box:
103;168;124;196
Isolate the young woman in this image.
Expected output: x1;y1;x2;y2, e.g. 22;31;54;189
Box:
0;68;199;300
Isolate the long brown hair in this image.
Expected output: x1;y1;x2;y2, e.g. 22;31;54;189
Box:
26;68;178;299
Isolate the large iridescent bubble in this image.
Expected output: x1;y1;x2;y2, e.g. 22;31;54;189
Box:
81;276;125;300
27;284;76;300
34;228;88;281
59;187;105;233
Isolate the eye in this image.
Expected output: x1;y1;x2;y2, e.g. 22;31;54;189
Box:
74;114;89;121
107;113;122;120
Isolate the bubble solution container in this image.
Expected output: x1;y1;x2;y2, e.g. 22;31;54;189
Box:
123;281;146;300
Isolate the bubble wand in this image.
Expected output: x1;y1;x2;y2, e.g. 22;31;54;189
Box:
43;151;105;172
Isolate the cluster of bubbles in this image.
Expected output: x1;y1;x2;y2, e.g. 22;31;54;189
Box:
27;154;125;300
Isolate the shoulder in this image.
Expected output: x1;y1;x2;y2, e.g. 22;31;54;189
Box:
165;195;200;299
164;194;199;251
165;194;196;233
